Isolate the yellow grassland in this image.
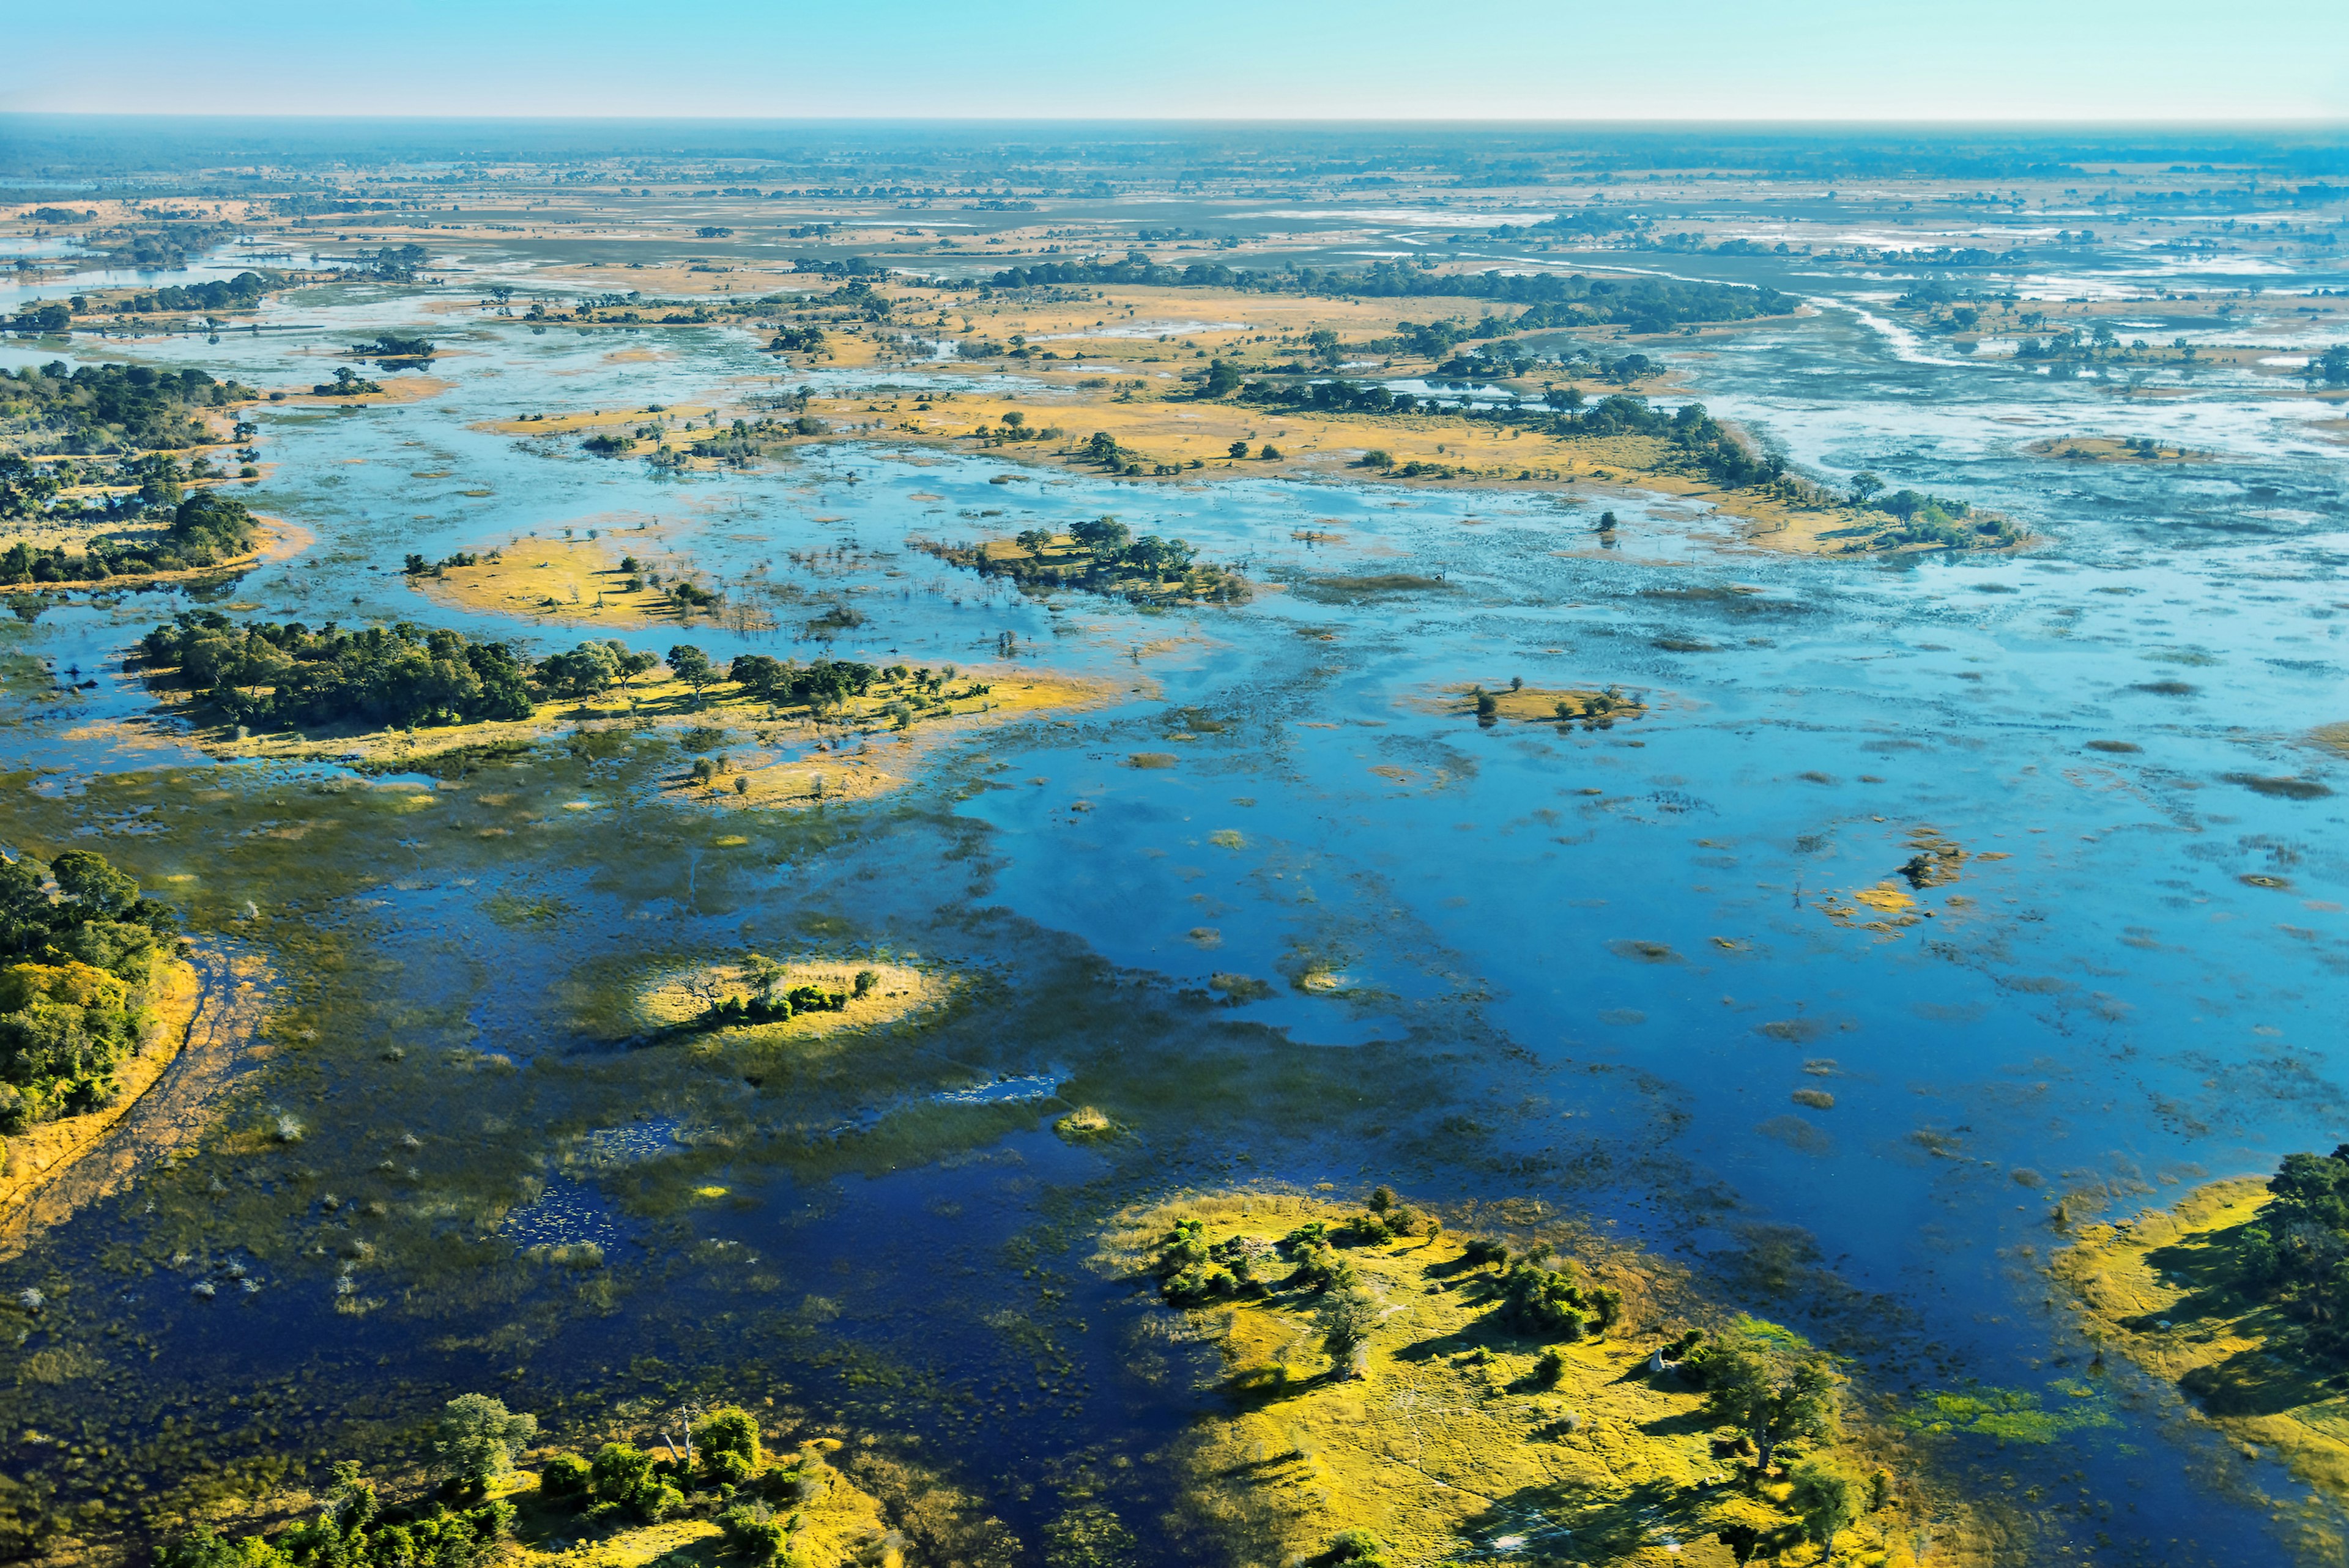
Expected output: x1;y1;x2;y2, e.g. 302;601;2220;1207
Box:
633;958;953;1043
2025;436;2208;463
2052;1179;2349;1505
412;538;674;627
499;1442;892;1568
270;374;453;407
1112;1193;1988;1568
148;663;1131;813
1419;682;1648;725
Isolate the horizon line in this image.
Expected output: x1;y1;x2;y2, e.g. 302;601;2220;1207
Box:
4;111;2346;130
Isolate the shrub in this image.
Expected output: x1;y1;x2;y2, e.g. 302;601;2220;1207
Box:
1461;1237;1509;1268
1319;1528;1390;1567
540;1454;591;1503
719;1503;787;1562
1534;1348;1566;1388
588;1442;679;1521
1497;1259;1619;1341
1787;1457;1861;1545
695;1405;761;1476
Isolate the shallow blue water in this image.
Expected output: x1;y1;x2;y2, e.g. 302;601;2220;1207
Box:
4;233;2347;1561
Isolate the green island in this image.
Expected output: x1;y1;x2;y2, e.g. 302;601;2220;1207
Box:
1116;1191;1982;1567
161;1393;972;1568
2054;1152;2349;1504
913;514;1251;605
0;847;182;1133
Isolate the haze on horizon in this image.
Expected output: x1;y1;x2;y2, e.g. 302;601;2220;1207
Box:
7;0;2346;124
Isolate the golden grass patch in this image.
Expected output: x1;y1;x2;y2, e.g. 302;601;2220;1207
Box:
634;958;951;1043
413;537;672;626
1109;1193;1963;1568
2052;1178;2349;1504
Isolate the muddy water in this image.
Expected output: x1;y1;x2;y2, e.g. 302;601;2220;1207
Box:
0;242;2344;1565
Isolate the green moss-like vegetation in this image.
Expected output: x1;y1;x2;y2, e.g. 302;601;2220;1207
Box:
1895;1385;2115;1445
0;846;178;1129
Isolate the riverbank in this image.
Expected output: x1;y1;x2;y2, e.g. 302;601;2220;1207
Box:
2052;1178;2349;1503
0;956;202;1260
140;661;1133;813
1110;1191;1992;1567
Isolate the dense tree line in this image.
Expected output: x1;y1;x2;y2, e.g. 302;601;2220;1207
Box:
0;491;264;583
139;615;536;731
108;272;275;317
0;360;254;455
2225;1147;2349;1361
986;252;1791;327
0;848;177;1131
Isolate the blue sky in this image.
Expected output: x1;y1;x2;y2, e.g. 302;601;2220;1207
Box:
7;0;2345;120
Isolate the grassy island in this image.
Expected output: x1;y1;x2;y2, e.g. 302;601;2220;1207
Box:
164;1397;926;1568
135;613;1126;807
632;955;954;1045
1436;680;1648;730
2054;1154;2349;1503
913;514;1250;605
1112;1192;1971;1567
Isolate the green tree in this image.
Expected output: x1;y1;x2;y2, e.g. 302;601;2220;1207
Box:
1069;516;1130;555
1701;1343;1840;1470
667;645;714;704
1203;358;1242;397
1227;439;1250;459
51;849;140;917
614;647;659;694
1847;472;1884;506
1318;1282;1381;1378
434;1393;538;1493
539;641;620;700
1786;1457;1860;1546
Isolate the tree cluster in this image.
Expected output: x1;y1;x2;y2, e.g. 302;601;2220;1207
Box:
0;360;254;456
139;613;535;731
2232;1146;2349;1356
0;848;176;1131
984;254;1791;329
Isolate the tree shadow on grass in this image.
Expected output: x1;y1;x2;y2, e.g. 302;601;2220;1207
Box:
1467;1475;1780;1564
2178;1341;2339;1419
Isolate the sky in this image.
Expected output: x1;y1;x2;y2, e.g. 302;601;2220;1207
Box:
6;0;2347;122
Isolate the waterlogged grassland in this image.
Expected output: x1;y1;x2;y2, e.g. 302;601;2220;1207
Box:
1111;1194;1987;1568
0;730;1558;1553
2053;1180;2349;1501
790;390;1913;554
141;660;1127;816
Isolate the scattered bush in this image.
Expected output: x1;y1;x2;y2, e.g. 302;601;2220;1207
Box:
538;1454;591;1504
